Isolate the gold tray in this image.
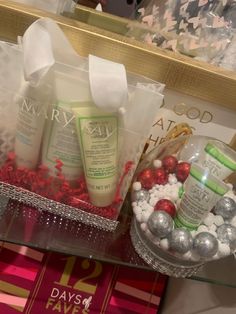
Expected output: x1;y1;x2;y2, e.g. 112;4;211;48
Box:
0;0;236;112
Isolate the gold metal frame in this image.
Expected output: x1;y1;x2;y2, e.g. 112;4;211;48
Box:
71;5;132;35
0;0;236;111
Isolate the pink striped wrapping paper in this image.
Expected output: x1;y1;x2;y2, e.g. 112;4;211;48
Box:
0;243;167;313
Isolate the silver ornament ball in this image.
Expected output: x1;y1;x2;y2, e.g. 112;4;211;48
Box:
132;189;150;202
214;197;236;220
147;210;173;238
169;228;193;254
217;224;236;250
193;232;218;258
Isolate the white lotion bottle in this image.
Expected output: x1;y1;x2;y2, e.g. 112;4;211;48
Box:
73;103;119;207
41;68;91;183
14;80;52;170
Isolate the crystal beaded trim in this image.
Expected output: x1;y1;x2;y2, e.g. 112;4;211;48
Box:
130;218;203;278
0;182;118;231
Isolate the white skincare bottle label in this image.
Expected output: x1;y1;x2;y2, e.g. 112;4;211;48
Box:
42;104;83;181
175;164;229;230
77;112;118;207
201;143;236;180
15;97;46;169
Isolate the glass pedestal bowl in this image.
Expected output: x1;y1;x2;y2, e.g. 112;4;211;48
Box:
130;135;236;277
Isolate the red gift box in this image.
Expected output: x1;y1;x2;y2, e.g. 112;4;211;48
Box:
0;242;167;313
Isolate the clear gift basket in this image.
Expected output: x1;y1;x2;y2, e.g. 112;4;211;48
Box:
0;18;164;231
130;134;236;277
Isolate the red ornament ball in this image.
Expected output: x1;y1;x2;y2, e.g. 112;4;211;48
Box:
175;162;190;182
137;168;155;189
162;155;178;173
154;199;176;217
153;167;168;185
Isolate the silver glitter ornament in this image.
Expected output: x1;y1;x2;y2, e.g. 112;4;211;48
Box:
147;211;173;238
217;224;236;250
193;232;218;258
214;197;236;220
132;189;150;202
169;228;193;254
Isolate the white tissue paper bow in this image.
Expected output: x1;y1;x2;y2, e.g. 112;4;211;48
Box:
89;54;128;112
20;17;128;112
21;18;80;86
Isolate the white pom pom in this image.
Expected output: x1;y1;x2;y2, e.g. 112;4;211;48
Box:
203;212;215;227
149;197;158;207
136;213;142;222
197;225;208;233
140;203;152;214
163;196;171;201
170;193;179;203
156;191;165;199
231;216;236;227
218;242;230;257
140;222;148;231
209;224;217;232
153;237;161;246
226;183;233;190
139;200;148;208
190;252;201;262
208;230;217;238
224;190;236;200
147;204;154;212
176;199;181;208
168;174;177;185
153;159;162;168
212;252;220;260
145;229;155;240
149;190;156;197
191;230;196;238
133;181;142;191
141;211;151;223
133;205;141;215
182;251;192;260
164;183;171;190
214;215;224;226
160;238;169;250
158;185;164;191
